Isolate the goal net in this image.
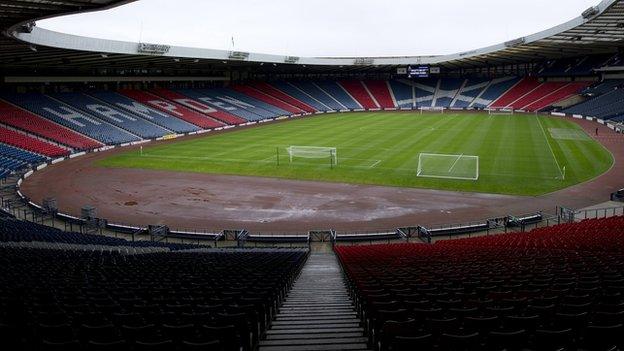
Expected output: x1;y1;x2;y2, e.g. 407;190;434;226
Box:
287;146;337;164
419;106;445;114
487;108;514;115
417;153;479;180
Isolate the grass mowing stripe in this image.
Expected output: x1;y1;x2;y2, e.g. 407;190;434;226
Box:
97;112;612;196
536;116;565;179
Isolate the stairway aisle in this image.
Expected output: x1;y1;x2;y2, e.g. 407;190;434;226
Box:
259;252;370;351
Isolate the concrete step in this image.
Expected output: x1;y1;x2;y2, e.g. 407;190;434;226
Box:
259;253;371;351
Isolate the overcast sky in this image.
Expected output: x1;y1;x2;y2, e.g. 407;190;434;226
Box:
38;0;599;57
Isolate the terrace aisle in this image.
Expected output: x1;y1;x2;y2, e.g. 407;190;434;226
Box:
259;252;370;351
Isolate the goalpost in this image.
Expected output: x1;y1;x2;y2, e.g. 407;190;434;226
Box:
287;146;337;165
486;108;514;115
417;153;479;180
419;106;445;114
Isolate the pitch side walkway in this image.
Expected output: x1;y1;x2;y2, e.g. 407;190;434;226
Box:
259;253;370;351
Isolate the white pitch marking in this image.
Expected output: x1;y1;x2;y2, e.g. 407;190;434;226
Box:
369;160;382;169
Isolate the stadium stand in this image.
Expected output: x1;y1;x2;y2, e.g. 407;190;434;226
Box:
413;78;438;108
52;93;170;139
289;81;345;110
336;216;624;351
269;81;331;112
216;88;290;118
0;143;45;165
523;82;590;112
0;99;102;150
452;78;490;108
0;127;68;157
0;217;199;250
0;93;139;145
490;77;541;109
564;88;624;119
249;82;317;113
88;91;200;134
388;80;414;109
119;90;225;129
0;241;307;350
507;82;568;110
473;77;521;108
364;80;396;109
583;79;624;96
314;80;362;110
150;88;247;125
175;88;266;122
540;54;613;77
231;85;305;114
339;81;379;109
434;78;464;108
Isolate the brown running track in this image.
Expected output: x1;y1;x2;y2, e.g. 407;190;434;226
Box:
21;116;624;233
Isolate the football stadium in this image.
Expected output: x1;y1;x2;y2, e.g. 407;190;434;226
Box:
1;0;624;350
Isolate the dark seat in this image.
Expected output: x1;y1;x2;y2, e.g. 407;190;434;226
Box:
534;328;574;351
441;331;480;351
487;329;527;351
41;339;81;351
391;334;434;351
180;339;222;351
87;340;126;351
582;324;623;351
134;339;174;351
201;325;239;351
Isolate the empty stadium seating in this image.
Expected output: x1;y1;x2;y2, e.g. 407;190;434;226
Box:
388;80;414;109
507;82;567;110
452;78;490;108
52;93;170;139
0;127;68;157
1;93;139;145
434;79;464;108
336;216;624;351
0;143;45;178
88;91;200;134
0;217;198;250
176;88;266;122
490;77;541;108
364;81;396;109
0;238;307;350
215;88;290;118
268;82;330;112
232;85;305;114
0;143;45;164
314;80;362;110
473;77;521;108
289;81;345;110
339;81;379;109
249;82;317;113
523;82;590;112
150;88;247;125
564;88;624;119
0;100;102;150
413;78;438;108
119;90;225;129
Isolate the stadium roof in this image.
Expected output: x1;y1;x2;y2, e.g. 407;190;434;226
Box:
1;0;624;77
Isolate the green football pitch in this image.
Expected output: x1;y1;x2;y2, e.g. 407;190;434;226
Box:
97;112;614;196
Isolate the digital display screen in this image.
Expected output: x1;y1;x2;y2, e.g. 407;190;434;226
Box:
408;66;430;78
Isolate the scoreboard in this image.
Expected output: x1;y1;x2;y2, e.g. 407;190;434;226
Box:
408;66;430;78
406;65;440;78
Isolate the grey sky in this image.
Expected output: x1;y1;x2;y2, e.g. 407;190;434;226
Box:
39;0;599;57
